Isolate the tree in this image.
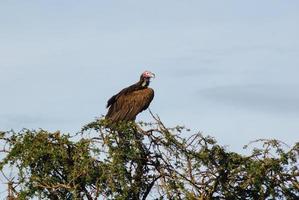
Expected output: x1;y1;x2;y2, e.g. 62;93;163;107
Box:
0;115;298;199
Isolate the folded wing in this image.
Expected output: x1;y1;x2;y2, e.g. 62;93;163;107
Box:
106;88;154;123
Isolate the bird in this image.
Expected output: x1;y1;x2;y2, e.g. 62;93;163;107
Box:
105;71;155;123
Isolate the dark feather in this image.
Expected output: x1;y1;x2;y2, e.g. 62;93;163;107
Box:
106;82;139;108
106;88;154;123
106;71;155;123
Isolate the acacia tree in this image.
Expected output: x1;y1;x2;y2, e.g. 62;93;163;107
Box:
0;115;298;199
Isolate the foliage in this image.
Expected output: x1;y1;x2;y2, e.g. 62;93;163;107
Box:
0;116;298;199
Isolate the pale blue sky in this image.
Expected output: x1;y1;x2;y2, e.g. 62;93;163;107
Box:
1;1;299;155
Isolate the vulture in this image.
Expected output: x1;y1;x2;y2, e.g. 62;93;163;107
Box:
105;71;155;123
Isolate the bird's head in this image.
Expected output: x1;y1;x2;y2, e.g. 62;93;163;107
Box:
140;71;155;87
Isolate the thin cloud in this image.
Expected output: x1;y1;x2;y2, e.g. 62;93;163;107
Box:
200;84;299;115
0;114;65;130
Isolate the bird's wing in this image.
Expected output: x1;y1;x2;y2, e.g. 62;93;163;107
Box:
106;88;154;122
106;82;139;108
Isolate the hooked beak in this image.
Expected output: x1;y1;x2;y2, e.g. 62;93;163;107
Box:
150;72;156;79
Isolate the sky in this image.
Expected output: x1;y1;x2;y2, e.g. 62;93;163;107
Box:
1;0;299;155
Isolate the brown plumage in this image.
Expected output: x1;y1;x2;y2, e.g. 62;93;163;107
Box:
106;71;155;123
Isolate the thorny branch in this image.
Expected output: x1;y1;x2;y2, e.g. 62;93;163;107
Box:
0;116;298;199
